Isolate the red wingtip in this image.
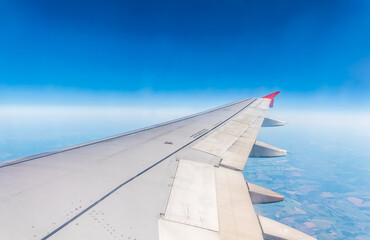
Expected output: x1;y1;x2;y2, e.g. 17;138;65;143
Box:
262;91;280;108
262;91;280;100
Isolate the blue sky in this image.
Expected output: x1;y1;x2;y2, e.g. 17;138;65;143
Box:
1;0;370;162
1;3;369;237
1;0;370;106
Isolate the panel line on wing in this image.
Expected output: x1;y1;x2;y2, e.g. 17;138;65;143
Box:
40;99;257;239
160;164;264;240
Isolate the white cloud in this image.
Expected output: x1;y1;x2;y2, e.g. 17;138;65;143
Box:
269;109;370;138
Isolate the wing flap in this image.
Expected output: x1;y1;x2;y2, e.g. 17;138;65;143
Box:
160;160;263;240
215;166;263;240
191;98;270;170
217;120;249;136
220;116;264;170
191;131;238;156
164;159;219;231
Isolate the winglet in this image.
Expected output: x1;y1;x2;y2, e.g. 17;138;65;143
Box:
262;91;280;108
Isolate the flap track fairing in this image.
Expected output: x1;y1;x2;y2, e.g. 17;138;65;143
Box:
258;215;317;240
249;141;287;158
262;117;286;127
247;182;284;204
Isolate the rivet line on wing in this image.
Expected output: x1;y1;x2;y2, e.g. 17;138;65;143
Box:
41;99;257;240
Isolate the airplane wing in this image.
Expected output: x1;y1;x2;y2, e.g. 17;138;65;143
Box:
0;92;316;240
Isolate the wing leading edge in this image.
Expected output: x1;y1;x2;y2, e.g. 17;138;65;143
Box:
0;93;316;240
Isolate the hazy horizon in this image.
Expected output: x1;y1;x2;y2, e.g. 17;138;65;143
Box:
1;0;369;238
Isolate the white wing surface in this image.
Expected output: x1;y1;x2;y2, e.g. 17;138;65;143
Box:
0;93;316;240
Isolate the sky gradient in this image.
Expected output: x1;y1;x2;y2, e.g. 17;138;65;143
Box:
1;0;370;152
1;2;369;238
1;0;370;104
